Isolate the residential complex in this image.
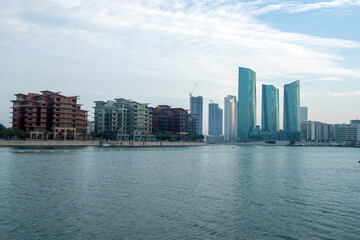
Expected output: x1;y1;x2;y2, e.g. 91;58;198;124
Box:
335;121;360;142
94;98;153;141
208;103;223;137
237;67;256;141
149;105;188;136
224;95;237;141
300;121;335;142
283;80;300;132
11;91;87;139
261;85;279;132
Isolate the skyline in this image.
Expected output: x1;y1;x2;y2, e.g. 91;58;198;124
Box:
1;0;360;133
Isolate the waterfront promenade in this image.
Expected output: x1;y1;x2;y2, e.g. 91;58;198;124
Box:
0;140;207;147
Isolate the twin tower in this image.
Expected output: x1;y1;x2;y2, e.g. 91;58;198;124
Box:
238;67;300;141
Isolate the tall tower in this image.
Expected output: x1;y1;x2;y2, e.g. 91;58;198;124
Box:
208;103;223;137
283;80;300;132
300;106;308;123
224;95;237;141
190;96;203;135
261;85;279;132
237;67;256;141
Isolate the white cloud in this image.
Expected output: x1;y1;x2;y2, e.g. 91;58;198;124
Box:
303;77;343;82
0;0;360;127
326;91;360;96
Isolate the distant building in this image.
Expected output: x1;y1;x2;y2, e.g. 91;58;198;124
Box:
188;113;199;134
300;121;335;142
190;96;203;135
94;98;153;141
300;107;308;123
11;91;87;140
261;85;279;132
335;122;360;143
283;80;300;132
238;67;256;141
224;95;237;141
208;103;223;137
87;121;95;133
149;105;188;136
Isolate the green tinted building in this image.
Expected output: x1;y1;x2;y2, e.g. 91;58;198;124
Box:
262;85;279;132
237;67;256;141
283;80;300;132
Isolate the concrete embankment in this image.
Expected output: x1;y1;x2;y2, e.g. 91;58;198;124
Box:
0;140;207;147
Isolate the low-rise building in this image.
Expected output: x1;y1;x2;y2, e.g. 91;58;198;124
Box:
11;91;87;139
94;98;153;141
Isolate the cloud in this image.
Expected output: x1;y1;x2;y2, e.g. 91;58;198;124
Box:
1;0;360;127
326;91;360;96
303;77;343;83
251;0;360;15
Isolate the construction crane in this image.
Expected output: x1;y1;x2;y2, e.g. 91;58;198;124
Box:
189;81;200;98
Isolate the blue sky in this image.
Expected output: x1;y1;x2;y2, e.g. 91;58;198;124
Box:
1;0;360;132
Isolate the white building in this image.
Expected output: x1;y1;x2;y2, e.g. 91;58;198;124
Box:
224;95;237;141
300;121;335;142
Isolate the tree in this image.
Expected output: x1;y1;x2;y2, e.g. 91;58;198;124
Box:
80;130;88;141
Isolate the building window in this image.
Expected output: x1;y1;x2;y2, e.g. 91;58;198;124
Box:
56;98;60;102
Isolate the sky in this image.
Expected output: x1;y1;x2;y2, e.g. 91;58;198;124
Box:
1;0;360;133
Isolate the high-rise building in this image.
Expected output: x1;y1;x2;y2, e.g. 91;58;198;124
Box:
238;67;256;141
208;103;223;137
300;107;308;123
94;98;153;141
261;85;279;132
224;95;237;141
283;80;300;132
149;105;188;135
11;91;87;140
190;96;203;135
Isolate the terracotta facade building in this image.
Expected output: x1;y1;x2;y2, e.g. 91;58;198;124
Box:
149;105;188;135
11;91;87;139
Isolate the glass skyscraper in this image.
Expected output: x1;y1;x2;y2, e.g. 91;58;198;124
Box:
261;85;279;132
238;67;256;141
208;103;223;137
283;80;300;132
224;95;237;141
190;96;203;135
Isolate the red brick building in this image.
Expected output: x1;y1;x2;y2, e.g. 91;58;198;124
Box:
149;105;188;135
11;91;87;139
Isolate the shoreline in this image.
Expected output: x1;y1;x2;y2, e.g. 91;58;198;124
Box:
0;140;207;147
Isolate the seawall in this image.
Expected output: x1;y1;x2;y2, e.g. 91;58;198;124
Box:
0;140;207;147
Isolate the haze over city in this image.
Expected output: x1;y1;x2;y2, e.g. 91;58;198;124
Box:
1;0;360;132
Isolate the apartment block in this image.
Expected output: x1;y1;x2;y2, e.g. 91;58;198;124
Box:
300;121;335;142
149;105;189;135
94;98;153;141
11;91;87;139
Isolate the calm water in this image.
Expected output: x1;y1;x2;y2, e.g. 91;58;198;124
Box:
0;145;359;239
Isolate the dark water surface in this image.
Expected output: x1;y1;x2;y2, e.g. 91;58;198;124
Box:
0;145;359;239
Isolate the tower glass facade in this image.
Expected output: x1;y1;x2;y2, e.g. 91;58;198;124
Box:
261;85;279;132
237;67;256;141
224;95;237;141
283;80;300;132
190;96;203;135
208;103;223;136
